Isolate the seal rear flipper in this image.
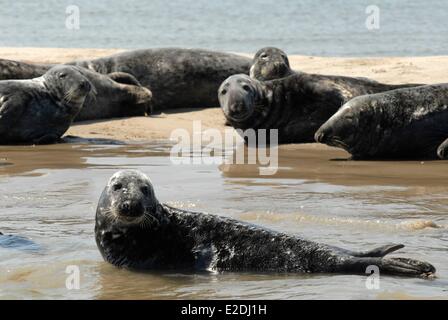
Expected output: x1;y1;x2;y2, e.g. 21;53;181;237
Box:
351;243;404;258
437;138;448;159
338;256;436;277
107;72;142;87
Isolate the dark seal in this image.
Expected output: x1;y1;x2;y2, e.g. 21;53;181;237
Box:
0;65;92;144
250;47;295;81
95;170;435;277
0;59;152;121
219;74;422;144
1;48;252;112
74;68;152;121
315;84;448;159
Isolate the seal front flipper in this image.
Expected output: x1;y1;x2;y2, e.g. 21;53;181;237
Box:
107;72;143;87
351;243;404;258
437;138;448;159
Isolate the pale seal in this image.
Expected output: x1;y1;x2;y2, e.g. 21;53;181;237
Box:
0;59;152;121
315;84;448;159
95;170;436;277
0;65;92;144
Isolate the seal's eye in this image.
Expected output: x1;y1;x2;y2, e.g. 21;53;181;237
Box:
221;89;227;95
140;186;150;196
242;84;251;92
113;183;123;191
260;53;268;60
59;73;67;79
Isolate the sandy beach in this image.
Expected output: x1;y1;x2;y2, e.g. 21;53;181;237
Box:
2;47;448;141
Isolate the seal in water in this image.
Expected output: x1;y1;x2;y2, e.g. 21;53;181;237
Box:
0;232;41;253
95;170;435;277
1;48;251;112
219;74;422;144
0;59;153;121
315;84;448;159
0;65;92;144
250;47;295;80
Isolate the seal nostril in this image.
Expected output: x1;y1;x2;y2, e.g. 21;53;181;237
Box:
315;131;326;143
121;201;131;214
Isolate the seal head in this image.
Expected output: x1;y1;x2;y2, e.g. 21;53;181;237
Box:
43;65;93;107
315;97;381;158
250;47;293;81
96;170;164;228
218;74;271;124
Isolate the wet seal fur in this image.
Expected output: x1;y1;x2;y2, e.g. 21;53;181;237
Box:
219;73;422;144
0;59;152;121
1;48;251;112
315;84;448;159
0;65;92;144
95;170;436;277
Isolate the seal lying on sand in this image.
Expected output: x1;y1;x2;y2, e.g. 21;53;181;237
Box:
219;74;422;144
250;47;295;80
0;65;92;144
0;59;152;121
1;48;252;112
74;68;152;121
95;170;435;277
250;47;378;83
315;84;448;159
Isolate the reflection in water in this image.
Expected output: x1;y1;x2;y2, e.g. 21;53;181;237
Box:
0;142;447;299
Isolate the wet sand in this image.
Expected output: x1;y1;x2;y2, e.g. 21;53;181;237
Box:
0;142;447;299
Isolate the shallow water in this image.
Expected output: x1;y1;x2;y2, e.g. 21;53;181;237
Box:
0;141;447;299
1;0;448;56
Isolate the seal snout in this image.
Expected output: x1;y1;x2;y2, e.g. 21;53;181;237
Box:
314;126;331;144
118;199;145;218
79;79;91;91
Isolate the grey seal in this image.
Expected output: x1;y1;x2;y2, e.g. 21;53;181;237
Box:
219;74;421;144
315;84;448;159
250;47;295;80
1;48;252;112
0;59;152;121
0;65;92;144
95;170;435;277
74;68;152;121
